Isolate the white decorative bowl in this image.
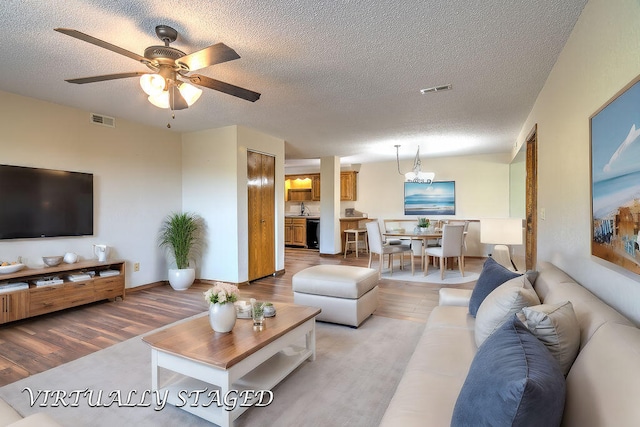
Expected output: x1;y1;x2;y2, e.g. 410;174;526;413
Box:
0;263;25;274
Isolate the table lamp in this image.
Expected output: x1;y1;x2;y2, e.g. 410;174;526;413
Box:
480;218;523;271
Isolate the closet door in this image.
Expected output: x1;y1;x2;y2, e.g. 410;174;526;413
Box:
247;150;276;281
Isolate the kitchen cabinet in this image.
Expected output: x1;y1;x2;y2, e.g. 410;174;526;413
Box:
285;217;307;247
286;172;355;201
285;174;320;201
311;174;321;201
288;188;312;201
340;171;358;201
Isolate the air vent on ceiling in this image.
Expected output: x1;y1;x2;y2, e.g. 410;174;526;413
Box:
90;113;115;128
420;84;452;94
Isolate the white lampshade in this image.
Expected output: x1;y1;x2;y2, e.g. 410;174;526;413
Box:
480;218;523;245
178;82;203;106
148;91;170;109
140;74;166;96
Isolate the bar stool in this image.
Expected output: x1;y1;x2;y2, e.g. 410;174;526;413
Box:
344;228;369;258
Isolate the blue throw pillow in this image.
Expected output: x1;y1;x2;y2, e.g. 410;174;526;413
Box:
451;315;566;427
469;257;522;316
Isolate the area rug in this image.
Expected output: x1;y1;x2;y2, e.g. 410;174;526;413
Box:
381;267;479;285
0;313;424;427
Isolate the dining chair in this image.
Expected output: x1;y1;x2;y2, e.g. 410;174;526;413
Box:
446;220;470;265
424;224;465;280
366;221;414;278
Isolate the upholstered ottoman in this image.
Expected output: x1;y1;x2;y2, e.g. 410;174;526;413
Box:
292;265;379;327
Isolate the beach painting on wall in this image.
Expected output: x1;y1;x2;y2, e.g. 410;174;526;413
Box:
591;76;640;275
404;181;455;215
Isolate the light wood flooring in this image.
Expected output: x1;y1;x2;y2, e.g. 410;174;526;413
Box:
0;248;483;387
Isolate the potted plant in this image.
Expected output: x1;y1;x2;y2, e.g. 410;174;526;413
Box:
418;217;430;232
158;212;204;291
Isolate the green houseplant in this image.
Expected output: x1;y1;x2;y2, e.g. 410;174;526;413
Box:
158;212;204;290
418;217;430;230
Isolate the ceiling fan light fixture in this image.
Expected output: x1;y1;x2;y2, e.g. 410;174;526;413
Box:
178;82;203;106
140;73;166;96
148;91;170;109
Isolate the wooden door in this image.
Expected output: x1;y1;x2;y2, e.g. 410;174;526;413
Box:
248;151;276;281
525;125;538;270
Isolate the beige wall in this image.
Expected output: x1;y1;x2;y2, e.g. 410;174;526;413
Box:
514;0;640;324
182;125;285;283
0;90;182;288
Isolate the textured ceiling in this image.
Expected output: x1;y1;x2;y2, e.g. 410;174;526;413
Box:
0;0;587;165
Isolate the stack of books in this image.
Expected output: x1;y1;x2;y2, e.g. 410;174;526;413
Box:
98;270;120;277
34;277;64;287
0;282;29;293
67;273;92;282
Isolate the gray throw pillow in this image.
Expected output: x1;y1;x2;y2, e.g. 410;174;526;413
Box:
517;301;580;376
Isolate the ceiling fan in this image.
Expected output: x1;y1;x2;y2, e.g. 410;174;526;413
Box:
54;25;261;111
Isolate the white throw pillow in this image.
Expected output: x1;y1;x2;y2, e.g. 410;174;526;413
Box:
475;275;540;347
517;301;580;375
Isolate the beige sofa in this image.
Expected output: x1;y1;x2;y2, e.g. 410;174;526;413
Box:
0;398;61;427
380;261;640;426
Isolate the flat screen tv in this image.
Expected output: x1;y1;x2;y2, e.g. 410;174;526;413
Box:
404;181;456;215
0;164;94;239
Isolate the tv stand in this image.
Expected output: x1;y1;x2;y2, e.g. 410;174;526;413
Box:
0;259;125;324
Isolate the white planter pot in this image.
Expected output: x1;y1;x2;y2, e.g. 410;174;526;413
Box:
168;268;195;291
209;302;237;333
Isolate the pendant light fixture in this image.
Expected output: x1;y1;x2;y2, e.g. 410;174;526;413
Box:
395;144;435;184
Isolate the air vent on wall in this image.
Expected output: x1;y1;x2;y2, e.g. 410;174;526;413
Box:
90;113;115;128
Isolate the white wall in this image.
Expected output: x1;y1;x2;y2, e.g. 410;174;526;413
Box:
182;125;285;283
514;0;640;324
0;91;182;288
356;153;511;220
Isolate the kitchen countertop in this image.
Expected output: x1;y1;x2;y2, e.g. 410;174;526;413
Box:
285;215;320;219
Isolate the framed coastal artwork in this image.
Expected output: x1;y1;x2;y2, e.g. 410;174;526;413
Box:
591;75;640;275
404;181;455;215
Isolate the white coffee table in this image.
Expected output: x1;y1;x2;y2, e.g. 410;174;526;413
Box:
142;303;321;427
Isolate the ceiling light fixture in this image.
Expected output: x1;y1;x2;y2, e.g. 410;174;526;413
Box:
420;84;452;94
140;74;203;110
395;145;435;184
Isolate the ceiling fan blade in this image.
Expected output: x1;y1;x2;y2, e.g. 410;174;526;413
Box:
176;43;240;72
169;85;189;110
54;28;149;64
65;72;149;84
188;74;261;102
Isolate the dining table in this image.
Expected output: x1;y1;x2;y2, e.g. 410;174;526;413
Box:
383;230;443;276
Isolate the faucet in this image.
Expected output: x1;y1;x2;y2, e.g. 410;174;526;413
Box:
300;202;306;216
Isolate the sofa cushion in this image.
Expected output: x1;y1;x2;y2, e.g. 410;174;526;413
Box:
535;274;634;349
563;322;640;426
452;315;566;427
469;257;522;316
0;398;23;425
517;301;580;375
475;275;539;347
